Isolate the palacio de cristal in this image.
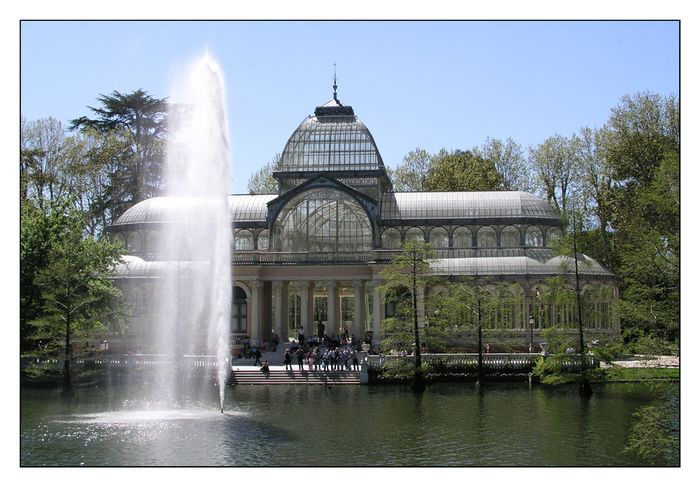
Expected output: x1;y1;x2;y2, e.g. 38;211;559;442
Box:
108;88;619;354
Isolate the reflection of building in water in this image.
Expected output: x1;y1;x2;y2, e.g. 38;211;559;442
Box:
109;89;618;353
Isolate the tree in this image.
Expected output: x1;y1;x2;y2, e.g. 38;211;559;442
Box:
474;137;531;192
20;117;74;212
21;118;129;237
391;148;432;191
378;241;440;392
27;205;125;394
623;396;679;465
70;89;168;222
247;153;280;194
21;201;68;352
528;134;582;216
572;126;616;269
603;93;679;344
425;149;504;191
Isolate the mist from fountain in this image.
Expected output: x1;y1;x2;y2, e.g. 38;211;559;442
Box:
150;52;232;411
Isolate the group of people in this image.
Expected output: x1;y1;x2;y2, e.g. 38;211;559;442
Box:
283;344;361;372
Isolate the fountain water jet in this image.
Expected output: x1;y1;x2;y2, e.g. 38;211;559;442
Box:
150;52;232;410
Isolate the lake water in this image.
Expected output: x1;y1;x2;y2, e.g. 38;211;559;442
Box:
20;380;678;466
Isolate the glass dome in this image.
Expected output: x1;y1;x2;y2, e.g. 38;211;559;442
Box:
277;98;385;174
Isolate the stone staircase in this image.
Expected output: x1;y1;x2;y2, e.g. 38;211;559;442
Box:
229;368;361;385
231;342;295;367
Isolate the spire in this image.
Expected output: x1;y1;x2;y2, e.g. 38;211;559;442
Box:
333;63;338;101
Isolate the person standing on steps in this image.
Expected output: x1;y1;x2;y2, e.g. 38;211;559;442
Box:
296;347;305;370
298;326;305;346
317;321;325;342
284;349;292;371
253;347;262;366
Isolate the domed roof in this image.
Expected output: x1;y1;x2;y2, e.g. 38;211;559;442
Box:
112;194;276;226
381;191;560;221
276;97;386;174
431;253;614;277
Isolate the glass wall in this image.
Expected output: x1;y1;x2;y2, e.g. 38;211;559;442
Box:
452;227;472;248
274;189;373;252
405;227;425;242
429;227;449;248
500;226;520;247
234;229;254;250
382;227;402;248
525;226;543;247
477;226;497;247
257;230;269;250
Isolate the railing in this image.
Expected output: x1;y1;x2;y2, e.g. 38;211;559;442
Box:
21;354;225;369
367;353;598;370
229;248;544;265
232;250;396;265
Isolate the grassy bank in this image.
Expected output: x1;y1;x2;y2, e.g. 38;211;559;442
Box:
600;367;679;382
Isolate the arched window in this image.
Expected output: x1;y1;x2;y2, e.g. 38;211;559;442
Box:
452;227;472;248
429;227;449;249
477;226;497;248
405;227;425;242
546;227;561;247
525;226;543;247
382;227;402;249
500;226;520;247
274;189;373;252
231;286;248;333
257;229;269;250
234;229;254;250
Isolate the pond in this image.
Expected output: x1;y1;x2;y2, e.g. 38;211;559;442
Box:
20;380;678;466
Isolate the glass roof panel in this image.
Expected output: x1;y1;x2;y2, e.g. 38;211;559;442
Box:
381;191;559;220
278;114;385;173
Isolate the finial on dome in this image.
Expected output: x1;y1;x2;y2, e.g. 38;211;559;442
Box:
333;63;338;101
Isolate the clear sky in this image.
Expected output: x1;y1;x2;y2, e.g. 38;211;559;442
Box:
20;20;679;194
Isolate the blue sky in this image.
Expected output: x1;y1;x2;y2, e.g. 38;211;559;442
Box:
21;20;679;194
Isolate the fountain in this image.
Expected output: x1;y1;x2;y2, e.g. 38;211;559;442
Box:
150;52;232;411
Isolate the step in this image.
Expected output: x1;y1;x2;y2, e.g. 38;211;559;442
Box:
229;369;361;385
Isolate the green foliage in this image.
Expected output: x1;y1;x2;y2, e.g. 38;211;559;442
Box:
621;331;679;356
603;367;679;382
247;153;280;194
528;134;581;216
375;360;421;381
21;200;73;351
70;89;168;222
425;149;504;191
391;147;432;191
591;339;626;364
623;396;679;465
603;94;679;345
378;241;443;352
474;137;531;191
22;202;126;386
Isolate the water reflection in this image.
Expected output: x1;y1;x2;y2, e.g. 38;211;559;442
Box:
20;382;677;466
